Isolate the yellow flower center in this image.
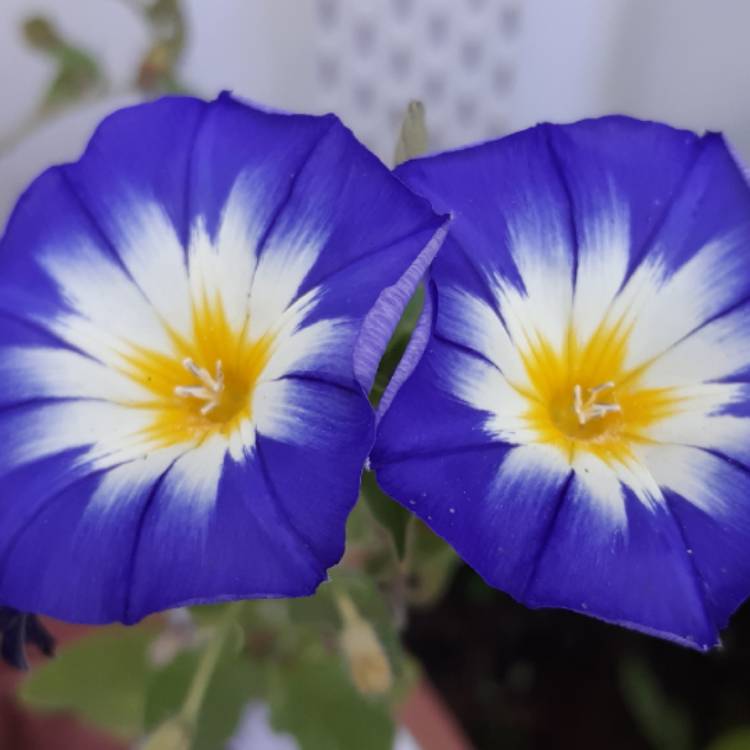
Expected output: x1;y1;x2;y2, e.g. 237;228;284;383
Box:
548;381;622;441
519;316;684;464
117;294;275;448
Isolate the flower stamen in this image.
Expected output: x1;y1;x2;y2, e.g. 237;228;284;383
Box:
573;381;621;426
174;358;225;416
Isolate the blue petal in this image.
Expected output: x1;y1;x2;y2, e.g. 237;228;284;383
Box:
395;124;576;299
126;447;330;623
375;444;569;597
526;477;717;649
0;94;442;623
649;447;750;632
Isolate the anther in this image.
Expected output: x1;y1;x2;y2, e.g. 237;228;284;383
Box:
573;381;621;425
174;358;225;415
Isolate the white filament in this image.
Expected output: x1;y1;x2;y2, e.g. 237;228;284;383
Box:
174;358;225;415
573;381;621;425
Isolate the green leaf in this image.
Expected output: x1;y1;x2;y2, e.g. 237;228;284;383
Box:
361;471;411;559
394;101;428;166
20;626;154;740
193;657;263;750
405;519;460;606
618;656;691;750
707;728;750;750
21;15;104;113
144;610;250;749
286;589;338;631
147;649;262;750
269;649;395;750
144;650;196;732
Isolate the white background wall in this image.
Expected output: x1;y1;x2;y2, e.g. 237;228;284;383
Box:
2;0;750;224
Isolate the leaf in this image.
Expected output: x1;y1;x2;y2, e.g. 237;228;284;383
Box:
147;651;263;750
394;101;428;166
618;656;692;750
20;626;154;740
362;471;411;559
405;519;460;606
193;657;263;750
707;728;750;750
269;648;395;750
144;615;252;750
144;650;196;732
21;15;104;113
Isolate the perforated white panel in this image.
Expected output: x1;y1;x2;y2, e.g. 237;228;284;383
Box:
312;0;522;162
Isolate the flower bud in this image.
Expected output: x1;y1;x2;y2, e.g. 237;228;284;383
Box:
336;595;392;696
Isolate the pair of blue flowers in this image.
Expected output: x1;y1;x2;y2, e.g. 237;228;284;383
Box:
1;94;749;652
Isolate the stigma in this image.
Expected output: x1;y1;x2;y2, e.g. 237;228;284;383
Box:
174;358;225;416
573;382;621;426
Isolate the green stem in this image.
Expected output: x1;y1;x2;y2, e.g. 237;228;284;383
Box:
179;602;242;728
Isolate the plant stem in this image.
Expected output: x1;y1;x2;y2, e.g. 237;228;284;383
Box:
179;601;242;728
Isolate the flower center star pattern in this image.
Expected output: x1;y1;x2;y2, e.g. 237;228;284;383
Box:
118;277;277;452
373;116;750;649
516;314;684;469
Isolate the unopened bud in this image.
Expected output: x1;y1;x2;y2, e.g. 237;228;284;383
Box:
336;594;392;696
22;17;61;51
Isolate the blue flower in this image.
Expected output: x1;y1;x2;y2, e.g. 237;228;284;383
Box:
0;94;446;624
372;116;750;649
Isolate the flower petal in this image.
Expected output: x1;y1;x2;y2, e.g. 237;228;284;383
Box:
525;475;717;649
645;446;750;630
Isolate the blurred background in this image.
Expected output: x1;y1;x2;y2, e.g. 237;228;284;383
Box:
3;0;750;222
1;1;750;749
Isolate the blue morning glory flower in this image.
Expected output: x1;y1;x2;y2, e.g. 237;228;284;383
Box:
0;94;446;624
372;116;750;649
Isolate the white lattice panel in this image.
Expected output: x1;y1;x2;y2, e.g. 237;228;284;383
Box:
311;0;522;161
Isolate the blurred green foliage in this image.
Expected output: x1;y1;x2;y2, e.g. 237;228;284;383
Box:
0;1;190;156
22;16;104;115
269;648;394;750
708;729;750;750
619;656;692;750
136;0;189;93
21;627;154;739
21;558;419;748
